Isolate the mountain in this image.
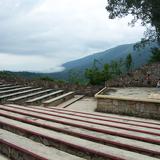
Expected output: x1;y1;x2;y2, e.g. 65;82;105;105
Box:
50;42;158;80
4;42;157;81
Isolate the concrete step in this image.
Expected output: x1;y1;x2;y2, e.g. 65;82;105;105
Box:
7;89;53;104
0;85;22;91
43;91;74;106
26;90;64;105
48;106;160;125
0;84;12;88
3;104;160;136
0;108;160;158
0;129;85;160
10;103;159;126
1;105;160;145
7;104;160;131
0;116;159;160
50;108;160;130
0;154;10;160
0;86;32;95
0;88;42;104
57;95;85;108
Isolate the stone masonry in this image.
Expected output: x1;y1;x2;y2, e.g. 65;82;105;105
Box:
96;98;160;119
107;62;160;87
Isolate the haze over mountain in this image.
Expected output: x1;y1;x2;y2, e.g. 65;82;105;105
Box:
2;41;157;80
0;0;145;72
50;42;157;80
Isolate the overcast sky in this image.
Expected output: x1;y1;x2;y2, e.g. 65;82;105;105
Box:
0;0;145;72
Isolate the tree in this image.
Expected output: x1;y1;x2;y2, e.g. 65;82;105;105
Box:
125;54;133;72
85;59;113;85
85;60;105;85
68;69;85;85
103;63;112;80
149;47;160;63
110;60;123;76
106;0;160;45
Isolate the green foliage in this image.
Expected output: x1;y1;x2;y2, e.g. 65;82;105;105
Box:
85;68;105;85
149;47;160;63
39;76;55;82
85;60;105;85
38;76;66;84
125;53;133;72
109;60;123;77
68;69;87;85
106;0;160;44
85;55;136;85
0;71;15;77
85;58;125;85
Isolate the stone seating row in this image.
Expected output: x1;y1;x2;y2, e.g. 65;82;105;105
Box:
0;83;75;106
0;104;159;160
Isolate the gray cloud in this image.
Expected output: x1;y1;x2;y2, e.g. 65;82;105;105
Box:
0;0;145;72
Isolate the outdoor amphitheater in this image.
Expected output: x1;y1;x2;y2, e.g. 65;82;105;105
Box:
0;82;160;160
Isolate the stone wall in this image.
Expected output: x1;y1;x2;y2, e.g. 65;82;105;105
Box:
0;75;103;96
96;98;160;119
107;62;160;87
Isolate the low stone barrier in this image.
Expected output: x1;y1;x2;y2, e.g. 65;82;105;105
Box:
95;87;160;120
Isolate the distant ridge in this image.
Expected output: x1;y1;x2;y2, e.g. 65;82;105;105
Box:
51;42;158;79
1;42;157;80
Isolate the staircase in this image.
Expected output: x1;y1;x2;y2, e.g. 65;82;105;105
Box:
0;83;82;107
0;104;160;160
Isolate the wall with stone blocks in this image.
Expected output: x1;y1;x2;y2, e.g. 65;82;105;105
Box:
96;98;160;119
107;62;160;87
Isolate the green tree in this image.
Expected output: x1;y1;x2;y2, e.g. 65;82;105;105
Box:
125;54;133;72
68;69;83;85
106;0;160;44
149;47;160;63
85;65;105;85
103;63;112;81
85;59;114;85
109;60;122;77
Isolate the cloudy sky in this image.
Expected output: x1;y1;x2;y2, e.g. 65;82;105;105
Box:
0;0;145;72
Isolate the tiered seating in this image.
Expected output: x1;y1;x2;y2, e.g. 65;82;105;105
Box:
0;104;159;160
0;85;21;91
0;88;42;104
0;84;12;88
0;86;32;95
43;91;75;106
0;129;84;160
7;89;53;104
0;83;76;106
26;90;64;105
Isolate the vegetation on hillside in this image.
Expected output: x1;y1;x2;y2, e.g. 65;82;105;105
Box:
125;53;133;72
85;54;133;85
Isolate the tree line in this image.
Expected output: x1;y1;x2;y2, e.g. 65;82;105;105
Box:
85;53;133;85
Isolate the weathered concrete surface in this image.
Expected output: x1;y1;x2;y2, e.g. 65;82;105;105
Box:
96;87;160;119
66;97;97;112
0;129;85;160
0;154;10;160
56;95;85;108
1;104;160;160
26;90;64;105
43;91;74;106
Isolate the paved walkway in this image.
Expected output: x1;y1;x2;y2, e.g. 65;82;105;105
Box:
66;97;97;112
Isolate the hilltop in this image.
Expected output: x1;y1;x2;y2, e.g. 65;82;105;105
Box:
51;42;158;80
